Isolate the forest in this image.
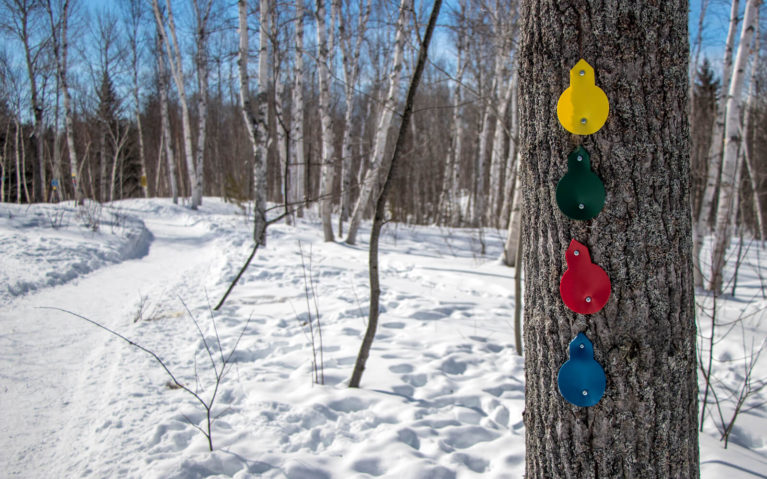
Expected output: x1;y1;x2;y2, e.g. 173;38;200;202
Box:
2;0;767;477
0;0;765;270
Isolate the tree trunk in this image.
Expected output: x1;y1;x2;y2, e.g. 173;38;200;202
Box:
192;0;213;208
290;0;306;218
742;19;764;241
316;0;336;242
349;0;441;388
500;68;519;227
237;0;269;245
336;0;370;236
519;1;698;477
153;0;200;209
710;0;760;293
345;0;410;245
438;2;466;226
156;31;178;204
489;79;514;226
693;0;740;288
503;159;521;266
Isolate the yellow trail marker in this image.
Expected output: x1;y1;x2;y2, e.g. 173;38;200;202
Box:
556;59;609;135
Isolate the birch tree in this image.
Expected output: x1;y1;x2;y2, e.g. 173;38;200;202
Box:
438;0;467;226
345;0;411;245
741;15;763;241
152;0;201;209
237;0;269;245
290;0;306;218
694;0;740;287
2;0;47;202
154;26;178;204
335;0;370;236
519;0;698;475
123;0;148;197
316;0;335;242
710;0;761;293
192;0;214;208
349;0;441;388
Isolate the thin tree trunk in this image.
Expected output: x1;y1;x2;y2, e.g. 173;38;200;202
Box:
290;0;306;218
14;117;21;204
741;13;763;242
335;0;370;236
316;0;336;242
520;0;698;476
237;0;268;245
500;68;519;226
710;0;760;294
193;0;213;208
438;3;466;226
503;159;521;266
156;32;178;204
345;0;411;245
694;0;740;288
349;0;441;388
489;78;514;226
152;0;200;209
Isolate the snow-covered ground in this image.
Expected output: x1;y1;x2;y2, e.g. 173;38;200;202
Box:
0;198;765;478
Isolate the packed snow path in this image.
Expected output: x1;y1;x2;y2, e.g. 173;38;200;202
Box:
0;201;240;477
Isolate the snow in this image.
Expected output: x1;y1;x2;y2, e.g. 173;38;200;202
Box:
0;197;765;478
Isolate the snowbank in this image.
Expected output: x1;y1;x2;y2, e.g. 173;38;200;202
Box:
0;201;152;303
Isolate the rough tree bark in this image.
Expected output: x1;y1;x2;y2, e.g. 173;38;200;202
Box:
519;1;698;477
710;0;761;293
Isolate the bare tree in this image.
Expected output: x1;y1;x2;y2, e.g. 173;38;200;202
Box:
710;0;761;293
694;0;740;288
154;25;178;204
152;0;201;208
237;0;269;245
2;0;48;202
350;0;441;388
345;0;411;245
290;0;306;218
335;0;370;236
123;0;148;197
192;0;215;208
45;0;80;203
315;0;335;242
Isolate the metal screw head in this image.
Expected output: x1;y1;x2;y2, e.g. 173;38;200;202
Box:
573;250;580;256
580;118;587;124
577;155;583;162
582;389;588;396
579;70;585;76
579;343;585;349
578;203;585;210
585;296;592;303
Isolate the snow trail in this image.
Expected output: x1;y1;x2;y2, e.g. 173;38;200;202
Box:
0;201;240;477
